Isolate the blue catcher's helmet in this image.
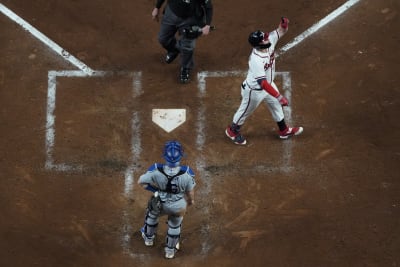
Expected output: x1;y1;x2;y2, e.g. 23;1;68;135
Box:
163;140;184;167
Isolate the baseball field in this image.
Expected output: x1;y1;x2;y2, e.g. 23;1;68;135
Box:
1;0;399;266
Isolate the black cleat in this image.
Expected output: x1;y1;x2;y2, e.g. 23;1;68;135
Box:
179;68;190;84
165;51;179;64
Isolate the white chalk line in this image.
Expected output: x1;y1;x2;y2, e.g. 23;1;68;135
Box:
45;71;144;259
198;71;294;171
44;71;141;172
45;69;145;259
0;3;95;76
45;71;83;172
281;72;294;173
278;0;361;55
121;72;145;260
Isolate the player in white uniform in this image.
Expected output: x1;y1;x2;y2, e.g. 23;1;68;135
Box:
225;17;303;145
138;140;196;259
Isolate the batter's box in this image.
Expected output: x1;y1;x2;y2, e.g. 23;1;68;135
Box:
45;70;142;171
196;71;295;172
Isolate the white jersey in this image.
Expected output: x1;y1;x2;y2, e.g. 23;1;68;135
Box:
245;29;280;89
138;163;196;203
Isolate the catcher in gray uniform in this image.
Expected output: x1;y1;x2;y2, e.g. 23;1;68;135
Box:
138;140;196;259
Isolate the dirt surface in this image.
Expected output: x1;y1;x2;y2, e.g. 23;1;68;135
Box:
1;0;400;266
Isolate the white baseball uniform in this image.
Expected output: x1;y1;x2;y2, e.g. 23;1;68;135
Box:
232;29;285;125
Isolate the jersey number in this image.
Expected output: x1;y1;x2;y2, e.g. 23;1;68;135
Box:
166;182;179;194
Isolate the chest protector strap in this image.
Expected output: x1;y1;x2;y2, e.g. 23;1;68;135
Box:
157;166;186;194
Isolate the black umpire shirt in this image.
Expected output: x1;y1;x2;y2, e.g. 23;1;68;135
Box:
155;0;213;25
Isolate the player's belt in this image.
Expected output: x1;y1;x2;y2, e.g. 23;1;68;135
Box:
243;82;262;91
159;197;183;203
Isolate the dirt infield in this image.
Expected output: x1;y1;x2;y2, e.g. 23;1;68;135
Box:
1;0;399;266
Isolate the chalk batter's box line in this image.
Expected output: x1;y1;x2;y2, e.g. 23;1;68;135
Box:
45;70;294;171
197;71;294;173
44;70;142;172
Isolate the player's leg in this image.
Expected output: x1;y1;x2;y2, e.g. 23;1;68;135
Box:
158;6;181;63
177;36;196;83
140;208;160;246
161;198;187;258
176;16;201;83
165;215;183;259
264;82;303;139
226;84;264;145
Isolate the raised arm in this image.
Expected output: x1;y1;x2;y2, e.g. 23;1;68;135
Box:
277;17;289;37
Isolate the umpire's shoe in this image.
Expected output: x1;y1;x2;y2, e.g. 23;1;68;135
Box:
165;50;179;64
180;68;190;84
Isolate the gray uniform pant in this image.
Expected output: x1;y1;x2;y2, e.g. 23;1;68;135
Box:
144;198;187;251
158;5;199;70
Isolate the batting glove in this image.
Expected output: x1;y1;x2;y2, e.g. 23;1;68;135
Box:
277;94;289;106
280;17;289;29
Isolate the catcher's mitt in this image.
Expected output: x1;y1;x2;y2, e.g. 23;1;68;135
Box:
182;26;203;39
147;192;162;215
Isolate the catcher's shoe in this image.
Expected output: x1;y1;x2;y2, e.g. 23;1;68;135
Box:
225;126;247;145
279;126;303;139
165;50;179;64
165;250;175;259
164;243;180;259
180;68;190;84
140;227;155;246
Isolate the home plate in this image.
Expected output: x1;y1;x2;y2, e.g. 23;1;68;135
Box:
152;109;186;133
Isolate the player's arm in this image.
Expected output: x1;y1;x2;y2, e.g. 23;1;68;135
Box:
185;190;195;206
138;177;159;192
184;167;196;205
201;0;213;35
258;78;289;106
142;183;158;192
277;17;289;36
138;164;160;192
152;0;166;21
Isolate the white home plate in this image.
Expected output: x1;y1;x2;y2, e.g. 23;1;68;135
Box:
152;109;186;133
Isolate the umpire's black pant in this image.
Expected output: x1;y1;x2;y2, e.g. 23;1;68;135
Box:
158;5;199;70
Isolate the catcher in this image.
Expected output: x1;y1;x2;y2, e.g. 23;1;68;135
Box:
138;140;196;259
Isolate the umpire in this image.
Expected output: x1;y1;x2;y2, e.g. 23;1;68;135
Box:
151;0;213;84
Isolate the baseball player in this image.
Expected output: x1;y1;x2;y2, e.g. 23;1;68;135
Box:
225;17;303;145
138;140;196;259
